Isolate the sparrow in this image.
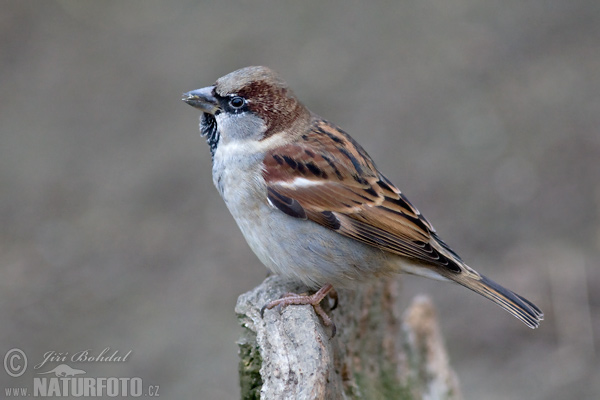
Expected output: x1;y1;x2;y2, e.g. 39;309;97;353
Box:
182;66;543;330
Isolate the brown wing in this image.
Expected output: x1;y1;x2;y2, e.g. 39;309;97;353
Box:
263;119;462;272
263;119;545;328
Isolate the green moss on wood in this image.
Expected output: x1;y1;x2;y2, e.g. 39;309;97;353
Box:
238;335;263;400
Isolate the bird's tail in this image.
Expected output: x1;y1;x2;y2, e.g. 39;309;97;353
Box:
445;271;544;329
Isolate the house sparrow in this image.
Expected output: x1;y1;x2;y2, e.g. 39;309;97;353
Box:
182;66;543;330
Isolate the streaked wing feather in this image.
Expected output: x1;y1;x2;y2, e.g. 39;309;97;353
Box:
263;119;456;270
262;118;544;328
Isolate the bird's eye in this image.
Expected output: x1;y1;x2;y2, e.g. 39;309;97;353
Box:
229;96;245;109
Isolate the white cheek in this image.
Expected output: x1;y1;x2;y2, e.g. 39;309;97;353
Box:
216;112;266;142
214;129;291;161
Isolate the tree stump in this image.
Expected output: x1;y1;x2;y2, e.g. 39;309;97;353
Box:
236;276;462;400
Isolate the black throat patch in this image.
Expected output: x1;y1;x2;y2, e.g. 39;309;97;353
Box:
200;112;219;158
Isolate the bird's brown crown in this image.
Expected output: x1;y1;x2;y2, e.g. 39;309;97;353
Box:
215;66;309;137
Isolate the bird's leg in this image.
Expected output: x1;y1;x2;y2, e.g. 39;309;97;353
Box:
260;283;336;336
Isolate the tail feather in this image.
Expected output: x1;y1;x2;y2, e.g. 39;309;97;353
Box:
448;272;544;329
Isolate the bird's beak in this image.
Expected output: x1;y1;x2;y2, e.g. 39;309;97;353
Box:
182;86;220;114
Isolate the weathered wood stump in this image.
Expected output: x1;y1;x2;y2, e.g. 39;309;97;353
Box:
236;276;462;400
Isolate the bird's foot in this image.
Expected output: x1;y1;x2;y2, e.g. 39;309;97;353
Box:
260;283;337;336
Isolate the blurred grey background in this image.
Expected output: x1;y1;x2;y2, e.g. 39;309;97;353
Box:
1;1;599;399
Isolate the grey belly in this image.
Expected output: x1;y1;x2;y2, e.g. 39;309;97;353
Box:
230;200;395;289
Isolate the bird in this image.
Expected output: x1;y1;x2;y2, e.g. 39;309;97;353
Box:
182;66;543;330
